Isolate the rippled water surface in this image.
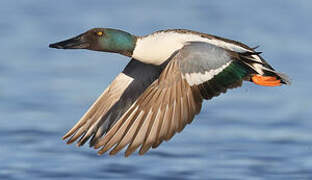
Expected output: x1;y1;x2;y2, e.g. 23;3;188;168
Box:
0;1;311;179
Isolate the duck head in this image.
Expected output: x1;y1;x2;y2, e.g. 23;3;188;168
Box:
49;28;136;57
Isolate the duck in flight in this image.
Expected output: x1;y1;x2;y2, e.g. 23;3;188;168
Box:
49;28;290;157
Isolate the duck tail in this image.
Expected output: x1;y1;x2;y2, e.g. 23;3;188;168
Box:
238;51;291;87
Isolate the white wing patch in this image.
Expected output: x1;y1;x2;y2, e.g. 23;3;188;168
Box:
183;61;232;86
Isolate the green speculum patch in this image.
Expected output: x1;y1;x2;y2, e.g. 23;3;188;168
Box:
212;61;248;87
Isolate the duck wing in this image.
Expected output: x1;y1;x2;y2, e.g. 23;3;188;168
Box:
63;59;164;147
92;42;257;156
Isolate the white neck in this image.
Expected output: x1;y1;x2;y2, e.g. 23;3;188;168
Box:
132;30;250;65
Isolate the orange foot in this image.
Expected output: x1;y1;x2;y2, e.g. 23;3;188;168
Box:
251;75;281;87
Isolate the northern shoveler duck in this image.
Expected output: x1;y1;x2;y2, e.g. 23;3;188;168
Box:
49;28;290;157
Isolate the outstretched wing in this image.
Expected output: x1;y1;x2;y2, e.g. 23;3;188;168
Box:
63;59;164;147
93;42;252;156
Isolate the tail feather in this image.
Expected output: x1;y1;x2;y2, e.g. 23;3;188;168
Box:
262;68;291;85
238;51;291;86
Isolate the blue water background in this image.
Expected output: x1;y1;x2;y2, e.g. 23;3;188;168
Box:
0;0;311;179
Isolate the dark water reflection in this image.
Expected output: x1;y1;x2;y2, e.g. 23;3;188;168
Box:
0;0;311;179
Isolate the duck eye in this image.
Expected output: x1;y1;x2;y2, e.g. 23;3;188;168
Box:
96;31;103;36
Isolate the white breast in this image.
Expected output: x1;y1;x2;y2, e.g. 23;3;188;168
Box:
132;31;253;65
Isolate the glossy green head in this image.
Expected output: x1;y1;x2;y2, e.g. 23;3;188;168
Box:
49;28;136;57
